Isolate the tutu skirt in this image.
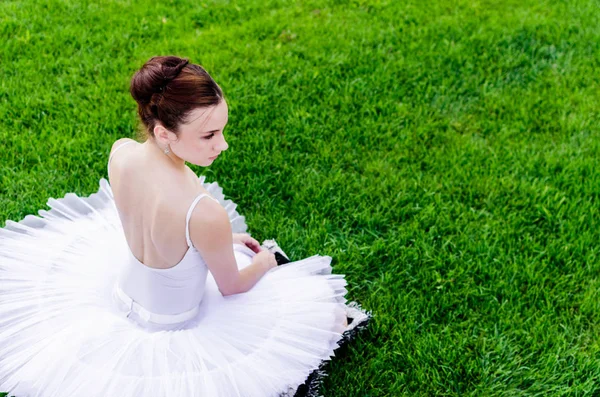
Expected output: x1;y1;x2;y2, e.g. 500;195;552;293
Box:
0;177;350;397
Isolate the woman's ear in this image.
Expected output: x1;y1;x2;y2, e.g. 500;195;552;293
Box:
154;123;173;144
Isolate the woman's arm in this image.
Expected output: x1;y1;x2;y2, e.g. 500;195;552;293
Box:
190;200;276;296
232;233;262;253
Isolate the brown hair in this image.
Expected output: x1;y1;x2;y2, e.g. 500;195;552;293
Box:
130;55;223;137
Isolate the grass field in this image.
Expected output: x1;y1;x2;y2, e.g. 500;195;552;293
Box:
2;0;600;395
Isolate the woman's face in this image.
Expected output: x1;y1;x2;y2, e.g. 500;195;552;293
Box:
161;100;229;167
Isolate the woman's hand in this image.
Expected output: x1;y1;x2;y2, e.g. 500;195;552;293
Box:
232;233;262;253
252;250;277;271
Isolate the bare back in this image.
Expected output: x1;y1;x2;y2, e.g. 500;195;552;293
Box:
108;138;213;269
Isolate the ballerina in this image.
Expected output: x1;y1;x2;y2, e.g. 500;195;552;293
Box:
0;55;370;397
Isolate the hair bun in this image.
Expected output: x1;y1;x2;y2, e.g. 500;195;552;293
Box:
130;56;189;104
159;59;189;90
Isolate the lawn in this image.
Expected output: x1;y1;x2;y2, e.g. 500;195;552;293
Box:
2;0;600;395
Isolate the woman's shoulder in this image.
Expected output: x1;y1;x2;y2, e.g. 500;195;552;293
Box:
152;184;225;246
110;138;139;155
157;171;215;216
186;195;230;246
108;139;141;182
169;173;227;227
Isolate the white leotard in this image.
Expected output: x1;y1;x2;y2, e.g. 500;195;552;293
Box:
108;141;218;327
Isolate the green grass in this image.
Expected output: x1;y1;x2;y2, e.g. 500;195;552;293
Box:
2;0;600;395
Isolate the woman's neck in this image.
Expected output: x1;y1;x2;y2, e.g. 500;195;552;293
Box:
142;138;186;171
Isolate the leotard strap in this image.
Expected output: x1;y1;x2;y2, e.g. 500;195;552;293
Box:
107;141;136;173
185;194;218;248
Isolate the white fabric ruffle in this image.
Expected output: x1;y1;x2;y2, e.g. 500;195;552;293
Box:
0;177;347;397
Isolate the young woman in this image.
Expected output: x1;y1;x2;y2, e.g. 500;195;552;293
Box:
0;56;369;397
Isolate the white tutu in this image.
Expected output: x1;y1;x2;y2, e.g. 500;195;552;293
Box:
0;176;350;397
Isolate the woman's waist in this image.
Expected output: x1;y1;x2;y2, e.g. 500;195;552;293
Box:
114;263;208;325
113;283;202;325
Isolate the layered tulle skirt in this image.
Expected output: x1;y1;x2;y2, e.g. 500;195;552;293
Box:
0;177;356;397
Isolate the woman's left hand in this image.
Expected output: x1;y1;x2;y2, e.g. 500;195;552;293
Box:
232;233;262;253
